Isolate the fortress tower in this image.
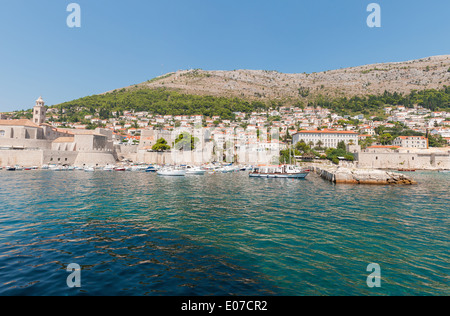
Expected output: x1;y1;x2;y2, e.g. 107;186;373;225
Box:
33;96;46;125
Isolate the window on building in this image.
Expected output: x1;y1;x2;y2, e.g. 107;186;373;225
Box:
0;130;5;137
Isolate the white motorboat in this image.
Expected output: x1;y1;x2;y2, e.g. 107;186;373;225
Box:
216;165;237;173
131;165;147;172
103;165;115;171
249;165;310;179
51;165;65;171
185;166;206;175
157;167;186;176
84;167;95;172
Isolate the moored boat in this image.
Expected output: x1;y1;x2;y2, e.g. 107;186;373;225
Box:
157;167;186;176
185;166;206;175
249;165;310;179
103;165;115;171
145;165;158;172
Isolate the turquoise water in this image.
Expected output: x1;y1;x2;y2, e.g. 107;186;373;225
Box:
0;170;448;296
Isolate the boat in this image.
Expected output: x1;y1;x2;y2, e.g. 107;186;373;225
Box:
217;165;238;173
438;170;450;173
84;167;95;172
114;167;126;172
249;165;310;179
398;169;416;172
239;165;253;171
131;165;147;172
185;166;206;175
24;166;39;171
145;165;158;172
103;165;115;171
5;166;16;171
157;167;186;176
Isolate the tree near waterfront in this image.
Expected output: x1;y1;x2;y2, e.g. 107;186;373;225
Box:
174;132;199;151
152;138;171;151
325;148;354;165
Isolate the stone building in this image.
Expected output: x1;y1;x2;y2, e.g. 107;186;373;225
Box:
355;146;450;170
392;136;428;149
0;97;117;167
292;129;359;148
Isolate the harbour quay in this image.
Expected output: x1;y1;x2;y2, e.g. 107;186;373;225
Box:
313;166;418;185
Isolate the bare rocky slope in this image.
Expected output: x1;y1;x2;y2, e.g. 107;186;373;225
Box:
113;55;450;102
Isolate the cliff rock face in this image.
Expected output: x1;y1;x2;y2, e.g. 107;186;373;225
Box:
117;55;450;101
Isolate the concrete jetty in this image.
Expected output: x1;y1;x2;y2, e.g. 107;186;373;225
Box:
314;166;417;185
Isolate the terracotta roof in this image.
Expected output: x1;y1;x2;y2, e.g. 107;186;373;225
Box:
367;145;400;149
0;119;41;128
397;136;427;140
294;129;357;134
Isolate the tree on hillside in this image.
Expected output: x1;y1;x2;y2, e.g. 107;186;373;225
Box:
379;133;394;145
428;134;447;147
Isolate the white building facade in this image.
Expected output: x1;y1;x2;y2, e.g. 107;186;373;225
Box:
292;130;359;148
392;136;428;149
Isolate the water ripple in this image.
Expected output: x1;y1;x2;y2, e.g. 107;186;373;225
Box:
0;171;449;295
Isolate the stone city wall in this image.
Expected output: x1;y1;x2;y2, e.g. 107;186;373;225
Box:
356;151;450;170
0;149;44;166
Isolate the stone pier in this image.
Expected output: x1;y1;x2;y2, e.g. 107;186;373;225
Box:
314;166;417;185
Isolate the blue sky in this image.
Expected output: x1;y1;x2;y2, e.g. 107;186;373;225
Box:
0;0;449;111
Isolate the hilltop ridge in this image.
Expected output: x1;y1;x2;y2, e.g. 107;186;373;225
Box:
114;55;450;102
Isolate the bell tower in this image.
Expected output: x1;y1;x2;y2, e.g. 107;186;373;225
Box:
33;96;46;125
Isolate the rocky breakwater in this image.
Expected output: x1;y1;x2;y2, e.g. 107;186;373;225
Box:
315;167;417;185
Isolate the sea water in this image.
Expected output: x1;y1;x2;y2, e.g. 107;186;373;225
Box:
0;170;448;296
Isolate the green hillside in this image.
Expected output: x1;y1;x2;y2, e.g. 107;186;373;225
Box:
53;88;268;122
52;85;450;122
